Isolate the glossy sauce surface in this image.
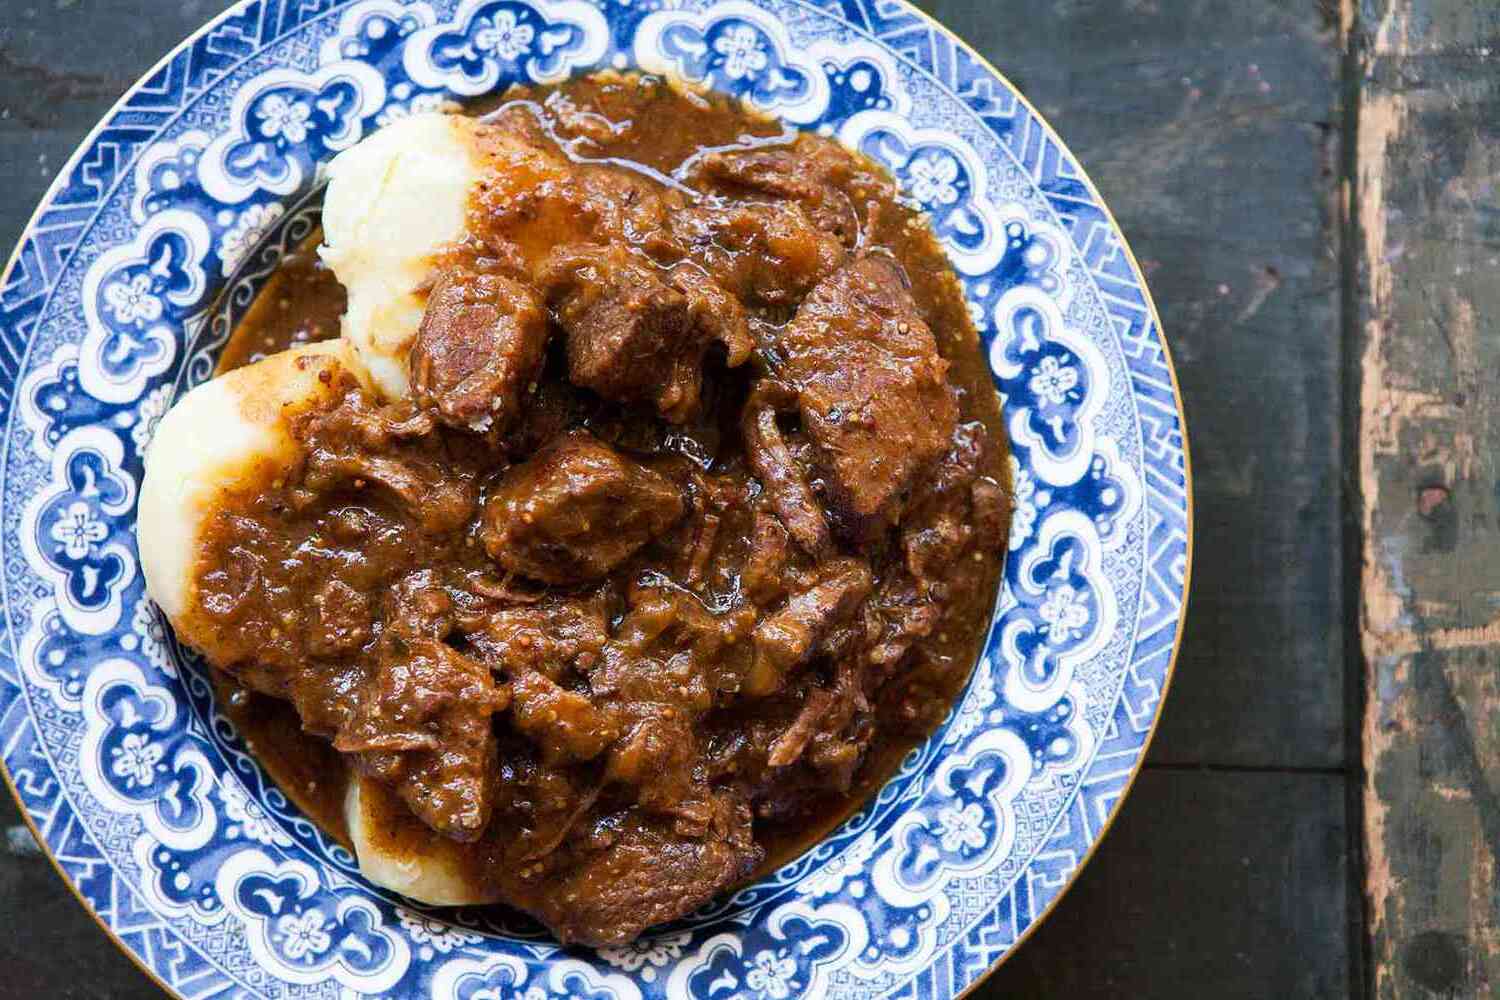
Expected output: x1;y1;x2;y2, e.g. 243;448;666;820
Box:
203;73;1009;944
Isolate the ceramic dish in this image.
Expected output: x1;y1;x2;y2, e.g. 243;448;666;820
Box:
0;1;1190;996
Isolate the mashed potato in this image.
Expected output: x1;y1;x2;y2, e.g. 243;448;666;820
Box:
319;113;489;402
138;342;367;626
143;114;515;907
345;773;496;906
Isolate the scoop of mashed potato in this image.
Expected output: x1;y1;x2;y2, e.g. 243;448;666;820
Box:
345;772;497;905
143;114;548;908
319;113;489;402
138;342;368;643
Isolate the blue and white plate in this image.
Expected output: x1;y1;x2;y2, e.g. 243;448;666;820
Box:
0;1;1190;996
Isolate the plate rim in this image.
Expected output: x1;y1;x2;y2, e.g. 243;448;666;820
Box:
0;0;1194;995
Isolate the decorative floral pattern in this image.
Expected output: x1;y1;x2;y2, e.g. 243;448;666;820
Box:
200;62;387;203
405;0;608;96
475;9;534;59
21;427;137;633
51;500;109;560
0;2;1188;999
79;209;208;404
907;150;963;208
103;273;164;326
842;115;1005;275
276;908;333;962
398;910;483;955
599;931;690;983
745;949;799;999
218;202;286;276
635;3;831;124
219;778;294;846
932;803;988;855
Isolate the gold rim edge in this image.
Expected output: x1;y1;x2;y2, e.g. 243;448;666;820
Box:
889;3;1196;995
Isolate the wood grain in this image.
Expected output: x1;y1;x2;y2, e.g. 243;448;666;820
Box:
0;1;1363;998
1351;0;1500;995
922;0;1349;770
980;770;1351;998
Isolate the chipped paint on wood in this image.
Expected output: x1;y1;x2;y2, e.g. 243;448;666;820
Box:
1353;0;1500;995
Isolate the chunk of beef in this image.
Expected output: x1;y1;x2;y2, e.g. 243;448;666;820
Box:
766;686;836;767
665;201;846;306
746;558;873;696
502;377;595;458
296;387;476;535
337;637;508;841
689;141;863;246
592;580;756;707
902;421;986;580
604;708;700;816
540;246;748;421
306;578;372;656
862;575;943;675
743;382;831;558
776;256;958;538
483;430;684;584
509;667;619;762
765;656;872;782
471;593;609;681
740;509;791;604
587;582;755;816
504;790;762;946
971;477;1010;552
410;268;548;434
669;261;754;368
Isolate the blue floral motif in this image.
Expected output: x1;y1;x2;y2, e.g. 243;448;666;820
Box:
999;511;1117;714
841;113;1008;275
672;909;862;1000
404;0;608;96
21;427;136;634
78;659;217;850
672;20;806;102
634;3;830;124
989;285;1109;485
78;209;208;404
895;758;1010;884
217;851;411;991
200;61;387;204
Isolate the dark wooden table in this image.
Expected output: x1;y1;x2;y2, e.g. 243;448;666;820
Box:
0;1;1488;997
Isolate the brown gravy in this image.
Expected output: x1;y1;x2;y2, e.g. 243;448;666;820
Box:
202;72;1008;942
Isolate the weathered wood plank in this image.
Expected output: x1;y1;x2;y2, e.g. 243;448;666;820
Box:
920;0;1349;768
1352;0;1500;995
977;770;1351;998
0;2;210;242
0;1;1357;997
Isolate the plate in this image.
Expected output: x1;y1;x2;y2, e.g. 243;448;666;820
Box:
0;1;1190;996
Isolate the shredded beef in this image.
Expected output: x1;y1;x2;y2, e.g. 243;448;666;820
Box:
187;74;1009;947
